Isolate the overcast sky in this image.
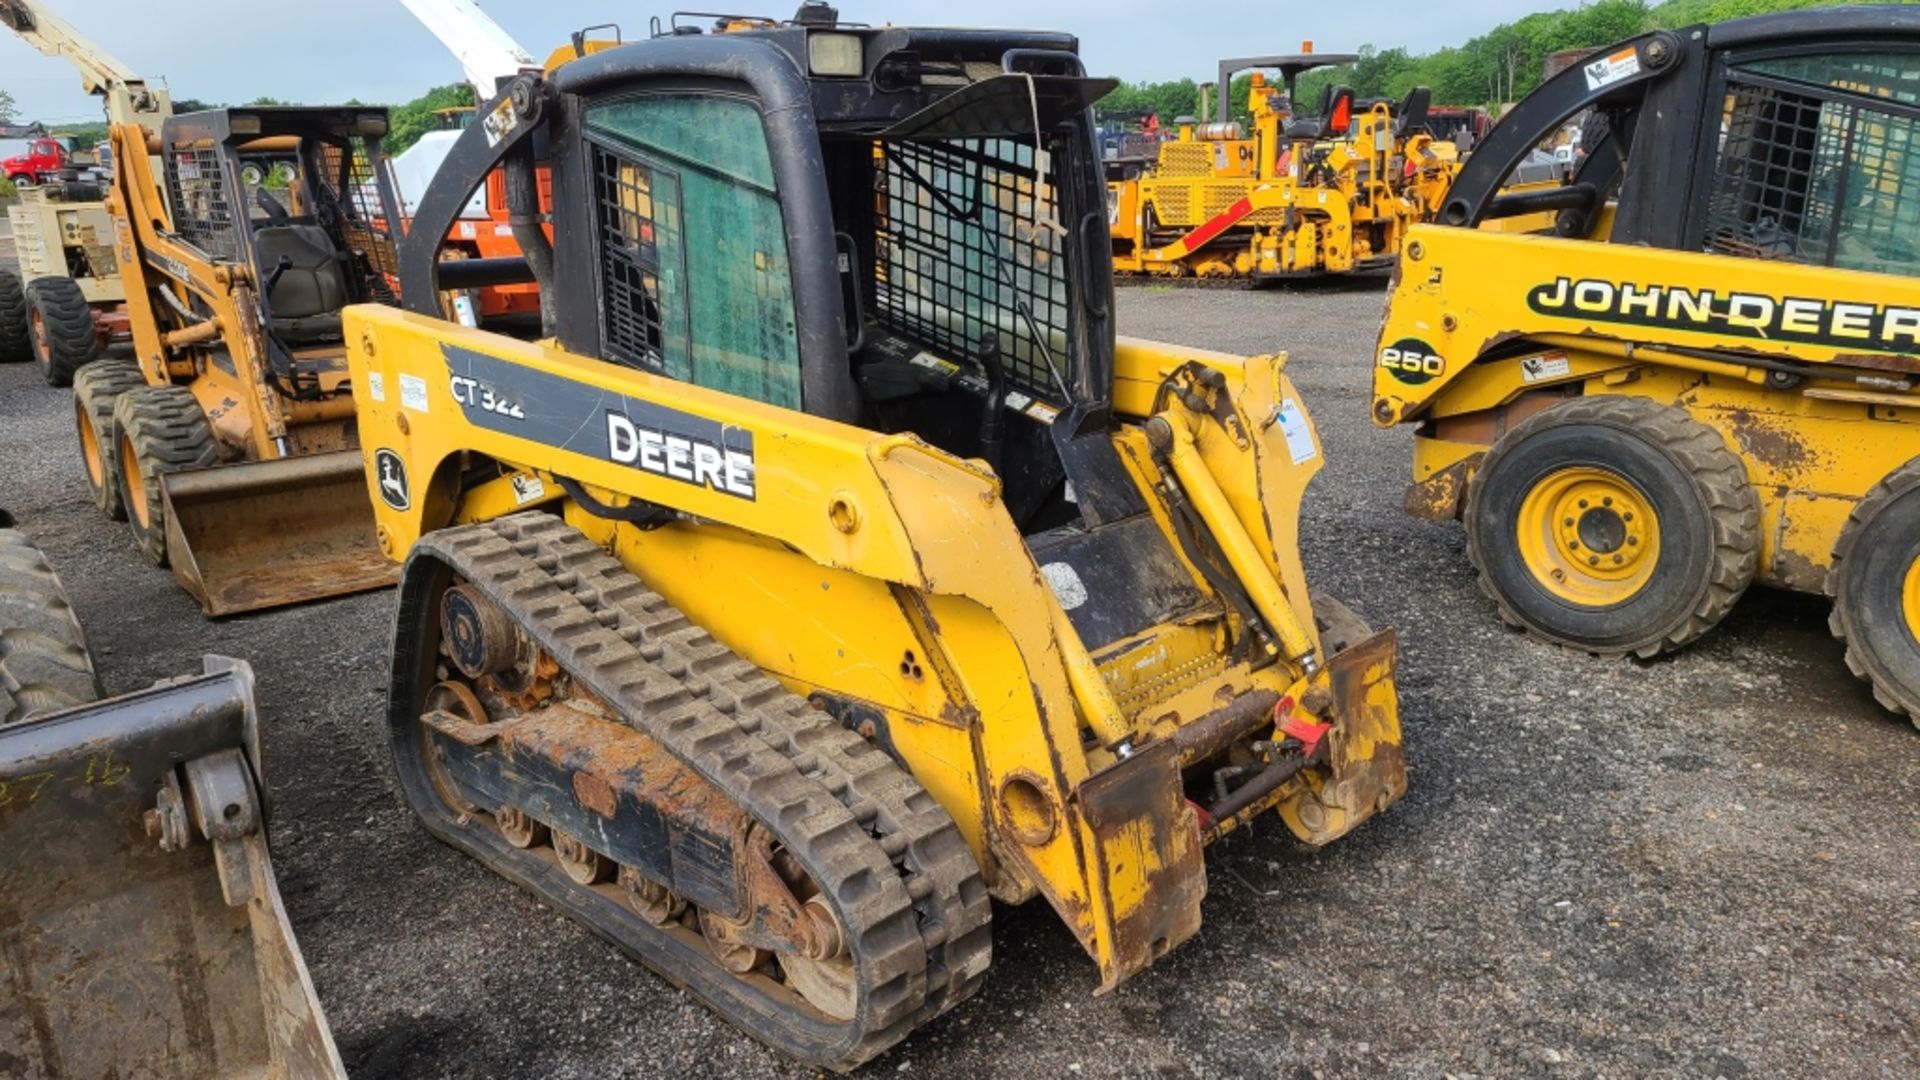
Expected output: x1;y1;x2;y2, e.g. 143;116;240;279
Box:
2;0;1552;122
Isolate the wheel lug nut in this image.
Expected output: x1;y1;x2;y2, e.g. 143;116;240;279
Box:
1628;537;1638;546
1613;555;1623;565
1588;556;1600;567
1623;513;1634;522
1579;499;1590;509
1569;540;1580;551
1603;497;1613;507
1563;518;1574;527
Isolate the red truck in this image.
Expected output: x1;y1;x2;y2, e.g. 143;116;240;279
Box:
2;135;100;185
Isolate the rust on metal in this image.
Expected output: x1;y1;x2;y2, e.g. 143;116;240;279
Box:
1293;628;1407;848
1722;408;1819;472
160;450;395;616
1168;688;1280;766
442;694;823;954
1403;453;1483;521
1074;739;1205;991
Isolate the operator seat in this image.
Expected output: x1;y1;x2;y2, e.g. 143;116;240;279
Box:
1394;87;1433;139
1285;86;1356;141
253;224;350;341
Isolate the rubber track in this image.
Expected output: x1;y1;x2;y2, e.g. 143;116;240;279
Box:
25;276;101;387
0;528;99;727
1828;457;1920;722
1467;396;1759;660
72;359;148;521
0;269;29;365
417;514;991;1068
112;385;218;566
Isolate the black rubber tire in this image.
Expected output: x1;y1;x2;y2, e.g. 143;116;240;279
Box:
112;386;218;567
25;276;101;386
1829;458;1920;723
0;268;30;365
1465;396;1759;659
72;359;149;521
0;527;100;727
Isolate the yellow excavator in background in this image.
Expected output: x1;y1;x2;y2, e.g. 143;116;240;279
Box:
345;5;1406;1070
1;0;406;615
1372;10;1920;723
1109;49;1458;280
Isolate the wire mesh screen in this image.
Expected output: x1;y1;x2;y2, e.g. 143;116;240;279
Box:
1705;74;1920;275
315;140;402;304
592;142;673;372
164;143;243;262
874;138;1074;404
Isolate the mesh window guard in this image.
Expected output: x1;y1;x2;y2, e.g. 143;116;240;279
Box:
593;142;674;372
1705;73;1920;275
874;137;1075;404
315;141;402;304
164;143;243;262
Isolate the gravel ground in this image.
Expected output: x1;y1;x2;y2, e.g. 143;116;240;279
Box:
2;276;1915;1079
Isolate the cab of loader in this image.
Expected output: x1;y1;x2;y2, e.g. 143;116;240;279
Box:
159;107;402;357
1429;7;1920;270
359;10;1404;1064
406;9;1122;539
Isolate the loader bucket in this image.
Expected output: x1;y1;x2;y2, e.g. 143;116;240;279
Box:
160;449;397;616
0;657;346;1079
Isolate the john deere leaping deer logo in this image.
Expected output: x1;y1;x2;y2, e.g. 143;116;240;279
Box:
375;449;411;511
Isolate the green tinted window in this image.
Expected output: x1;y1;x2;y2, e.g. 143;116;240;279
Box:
1743;53;1920;106
584;95;801;409
1707;58;1920;276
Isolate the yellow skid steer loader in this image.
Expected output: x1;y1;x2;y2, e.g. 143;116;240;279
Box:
1372;9;1920;721
346;5;1407;1070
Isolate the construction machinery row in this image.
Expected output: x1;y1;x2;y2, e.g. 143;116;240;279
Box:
0;2;1916;1077
1107;50;1463;281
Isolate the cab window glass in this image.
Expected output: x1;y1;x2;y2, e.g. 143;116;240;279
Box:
1705;53;1920;275
583;95;801;409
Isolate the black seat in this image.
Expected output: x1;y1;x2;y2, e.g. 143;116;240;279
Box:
253;223;349;340
1395;87;1433;139
1286;85;1356;141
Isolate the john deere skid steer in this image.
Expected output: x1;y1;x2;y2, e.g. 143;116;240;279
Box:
0;515;344;1078
345;5;1405;1069
1372;8;1920;723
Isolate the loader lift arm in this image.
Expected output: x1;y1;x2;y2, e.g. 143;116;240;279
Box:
398;0;538;95
0;0;169;125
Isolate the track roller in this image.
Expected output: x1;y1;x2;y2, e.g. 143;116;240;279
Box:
383;513;991;1070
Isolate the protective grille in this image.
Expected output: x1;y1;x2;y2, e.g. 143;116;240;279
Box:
1151;186;1191;222
874;137;1073;403
592;142;670;371
1705;74;1920;274
164;143;242;261
315;141;401;303
1158;141;1216;178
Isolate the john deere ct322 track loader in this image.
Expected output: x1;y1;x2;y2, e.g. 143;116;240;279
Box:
346;6;1406;1069
1373;8;1920;723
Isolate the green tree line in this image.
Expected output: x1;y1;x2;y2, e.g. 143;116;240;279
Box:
15;87;471;158
1100;0;1918;124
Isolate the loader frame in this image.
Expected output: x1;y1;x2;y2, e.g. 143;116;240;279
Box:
1372;9;1920;715
348;19;1405;1061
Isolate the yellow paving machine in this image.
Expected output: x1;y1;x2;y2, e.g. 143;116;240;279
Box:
1109;51;1458;280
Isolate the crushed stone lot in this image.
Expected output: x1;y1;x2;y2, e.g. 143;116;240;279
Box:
1;276;1915;1079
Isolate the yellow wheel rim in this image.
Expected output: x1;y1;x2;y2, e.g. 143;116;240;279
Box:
77;405;104;488
1903;556;1920;642
121;433;149;527
1516;466;1661;606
